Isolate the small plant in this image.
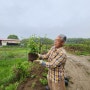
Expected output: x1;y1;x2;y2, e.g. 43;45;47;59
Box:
31;82;36;88
44;68;48;72
39;78;48;86
42;72;47;78
27;35;39;61
31;74;36;79
28;35;39;54
13;61;33;81
0;82;19;90
5;82;19;90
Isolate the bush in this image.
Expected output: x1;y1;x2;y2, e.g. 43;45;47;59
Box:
65;44;90;55
13;61;33;81
5;82;19;90
39;78;48;86
28;35;39;54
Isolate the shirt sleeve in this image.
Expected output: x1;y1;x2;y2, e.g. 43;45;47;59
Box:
39;47;53;59
44;52;67;69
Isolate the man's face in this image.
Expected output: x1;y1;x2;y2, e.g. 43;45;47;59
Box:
54;36;64;48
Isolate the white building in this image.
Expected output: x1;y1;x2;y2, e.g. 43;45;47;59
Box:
0;39;20;46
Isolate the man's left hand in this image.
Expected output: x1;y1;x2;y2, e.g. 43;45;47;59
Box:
34;60;43;64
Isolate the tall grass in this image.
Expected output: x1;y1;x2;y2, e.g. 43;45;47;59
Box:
65;44;90;55
0;46;28;90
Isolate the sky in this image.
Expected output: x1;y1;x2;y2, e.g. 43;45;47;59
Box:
0;0;90;39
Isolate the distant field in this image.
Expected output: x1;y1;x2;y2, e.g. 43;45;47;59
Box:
65;44;90;55
65;38;90;55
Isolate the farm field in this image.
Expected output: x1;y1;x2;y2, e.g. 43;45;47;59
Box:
0;47;28;90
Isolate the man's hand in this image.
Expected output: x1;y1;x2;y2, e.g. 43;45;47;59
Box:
38;54;41;57
34;60;43;64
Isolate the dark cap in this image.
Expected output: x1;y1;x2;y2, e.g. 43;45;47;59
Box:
58;34;67;42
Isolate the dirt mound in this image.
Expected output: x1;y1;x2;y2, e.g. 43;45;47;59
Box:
17;64;47;90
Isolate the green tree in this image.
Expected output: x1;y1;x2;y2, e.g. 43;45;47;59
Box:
7;35;19;39
21;39;29;47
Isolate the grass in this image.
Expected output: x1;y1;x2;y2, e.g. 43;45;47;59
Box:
0;46;28;90
31;82;36;88
65;44;90;56
39;78;48;86
1;82;19;90
0;47;28;60
0;58;26;84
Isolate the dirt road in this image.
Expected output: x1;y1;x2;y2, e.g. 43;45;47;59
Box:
17;54;90;90
65;54;90;90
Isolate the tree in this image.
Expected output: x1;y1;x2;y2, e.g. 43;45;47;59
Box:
7;34;19;39
21;38;29;47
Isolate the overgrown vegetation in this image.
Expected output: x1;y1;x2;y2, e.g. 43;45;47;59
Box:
13;61;34;81
39;78;48;86
65;38;90;55
0;45;48;90
0;47;28;90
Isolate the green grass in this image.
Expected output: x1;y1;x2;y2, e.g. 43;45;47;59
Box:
0;58;26;85
0;47;28;60
65;44;90;56
0;46;28;90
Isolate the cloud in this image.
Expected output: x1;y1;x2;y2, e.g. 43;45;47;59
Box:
0;0;90;39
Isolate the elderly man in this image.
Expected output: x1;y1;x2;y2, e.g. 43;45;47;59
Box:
34;34;67;90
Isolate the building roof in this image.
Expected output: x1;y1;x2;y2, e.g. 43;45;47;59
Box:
0;39;20;43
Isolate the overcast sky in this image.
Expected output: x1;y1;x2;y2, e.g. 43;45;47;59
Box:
0;0;90;39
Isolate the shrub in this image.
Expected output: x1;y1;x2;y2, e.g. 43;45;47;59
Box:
28;35;39;54
13;61;33;81
39;78;48;86
42;72;47;78
5;82;19;90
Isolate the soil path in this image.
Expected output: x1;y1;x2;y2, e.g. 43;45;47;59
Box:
65;54;90;90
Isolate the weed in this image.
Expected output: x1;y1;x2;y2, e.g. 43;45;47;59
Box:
31;82;36;88
42;73;47;78
39;78;48;86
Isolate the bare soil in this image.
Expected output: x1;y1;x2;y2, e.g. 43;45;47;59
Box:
65;54;90;90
